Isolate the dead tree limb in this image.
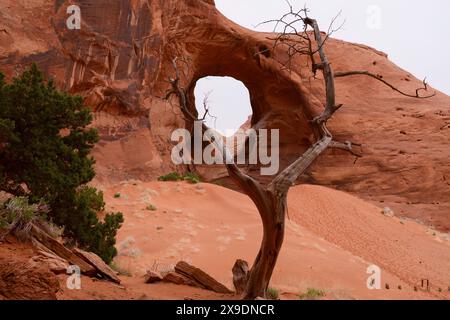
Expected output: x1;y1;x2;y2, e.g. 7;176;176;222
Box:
269;133;332;195
334;71;436;98
330;140;363;157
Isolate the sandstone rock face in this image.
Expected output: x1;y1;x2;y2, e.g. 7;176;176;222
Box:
30;225;96;276
0;0;449;230
0;259;60;300
31;250;69;275
0;240;60;300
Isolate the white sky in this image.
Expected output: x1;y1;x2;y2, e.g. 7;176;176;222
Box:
196;0;450;134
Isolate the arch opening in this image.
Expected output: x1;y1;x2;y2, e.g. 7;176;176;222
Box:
194;76;253;137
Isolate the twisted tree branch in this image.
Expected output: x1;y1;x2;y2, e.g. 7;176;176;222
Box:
334;71;436;99
330;140;363;157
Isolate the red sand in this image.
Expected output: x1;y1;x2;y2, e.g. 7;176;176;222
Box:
61;180;448;300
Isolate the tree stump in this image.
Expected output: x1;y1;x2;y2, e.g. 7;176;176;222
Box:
232;259;249;295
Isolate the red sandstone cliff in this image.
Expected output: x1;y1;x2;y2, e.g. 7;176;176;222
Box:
0;0;449;231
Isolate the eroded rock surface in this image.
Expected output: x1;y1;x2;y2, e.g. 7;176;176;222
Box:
0;239;60;300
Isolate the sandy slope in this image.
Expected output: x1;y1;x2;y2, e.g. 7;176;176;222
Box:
86;180;449;300
288;185;450;297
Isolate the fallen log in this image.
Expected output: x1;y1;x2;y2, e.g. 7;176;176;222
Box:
175;261;233;294
162;271;201;288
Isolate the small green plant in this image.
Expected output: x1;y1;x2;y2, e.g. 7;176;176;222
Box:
298;288;325;300
146;204;157;211
183;172;201;184
158;172;201;184
114;193;121;198
158;172;183;182
266;287;279;300
42;220;65;239
0;197;41;241
109;262;132;277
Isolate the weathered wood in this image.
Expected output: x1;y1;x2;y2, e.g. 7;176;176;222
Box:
30;225;96;276
232;259;249;295
243;206;286;300
175;261;233;294
162;271;201;288
269;136;332;195
73;248;121;284
334;71;435;99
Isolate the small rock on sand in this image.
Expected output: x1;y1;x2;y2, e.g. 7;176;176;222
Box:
144;270;163;284
195;189;206;195
382;207;394;217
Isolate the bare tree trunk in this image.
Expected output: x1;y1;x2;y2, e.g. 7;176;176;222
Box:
243;195;286;299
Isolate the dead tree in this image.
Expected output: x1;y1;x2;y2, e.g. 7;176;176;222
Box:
165;3;434;300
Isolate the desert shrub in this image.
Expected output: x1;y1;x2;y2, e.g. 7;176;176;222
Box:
0;197;62;241
267;287;279;300
0;64;123;263
158;172;201;184
40;218;65;239
109;261;132;277
183;172;201;184
0;197;42;241
114;193;121;198
298;288;325;300
146;204;157;211
0;196;66;242
158;172;183;182
52;186;123;264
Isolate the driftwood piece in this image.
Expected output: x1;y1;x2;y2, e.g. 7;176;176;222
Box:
73;248;121;284
30;225;96;276
162;271;201;288
175;261;233;294
232;259;250;294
